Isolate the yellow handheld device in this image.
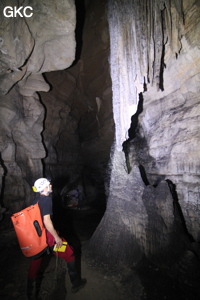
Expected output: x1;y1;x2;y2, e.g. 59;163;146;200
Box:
53;241;68;252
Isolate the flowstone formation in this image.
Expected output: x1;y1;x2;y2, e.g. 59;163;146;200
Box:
85;1;200;294
0;0;76;210
107;0;200;249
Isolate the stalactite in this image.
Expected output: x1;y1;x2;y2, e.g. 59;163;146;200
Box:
108;0;184;148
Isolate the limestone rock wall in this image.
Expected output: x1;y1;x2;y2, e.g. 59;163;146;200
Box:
0;0;76;210
138;0;200;242
0;0;199;256
39;0;114;203
108;0;200;251
85;2;200;283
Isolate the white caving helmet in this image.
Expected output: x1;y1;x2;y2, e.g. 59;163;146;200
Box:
33;178;50;192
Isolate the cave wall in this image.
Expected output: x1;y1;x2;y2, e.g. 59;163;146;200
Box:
106;0;200;257
0;0;76;210
0;0;113;211
87;0;200;273
135;0;200;242
39;0;114;203
0;0;199;259
138;0;200;241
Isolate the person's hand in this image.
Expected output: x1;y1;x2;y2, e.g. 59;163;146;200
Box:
55;236;63;248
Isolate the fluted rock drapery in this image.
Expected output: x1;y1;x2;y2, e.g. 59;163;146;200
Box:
86;0;200;270
0;0;76;209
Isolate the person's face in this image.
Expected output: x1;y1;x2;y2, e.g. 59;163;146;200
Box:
43;184;52;194
48;184;52;193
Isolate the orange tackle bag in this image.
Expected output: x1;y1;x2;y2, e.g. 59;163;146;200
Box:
11;202;48;258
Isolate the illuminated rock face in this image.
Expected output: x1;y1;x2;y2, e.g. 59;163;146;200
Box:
0;0;76;95
108;0;200;246
0;0;76;209
138;2;200;240
0;0;199;250
140;71;200;241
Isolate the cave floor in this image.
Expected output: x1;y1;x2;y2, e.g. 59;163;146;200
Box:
0;205;199;300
